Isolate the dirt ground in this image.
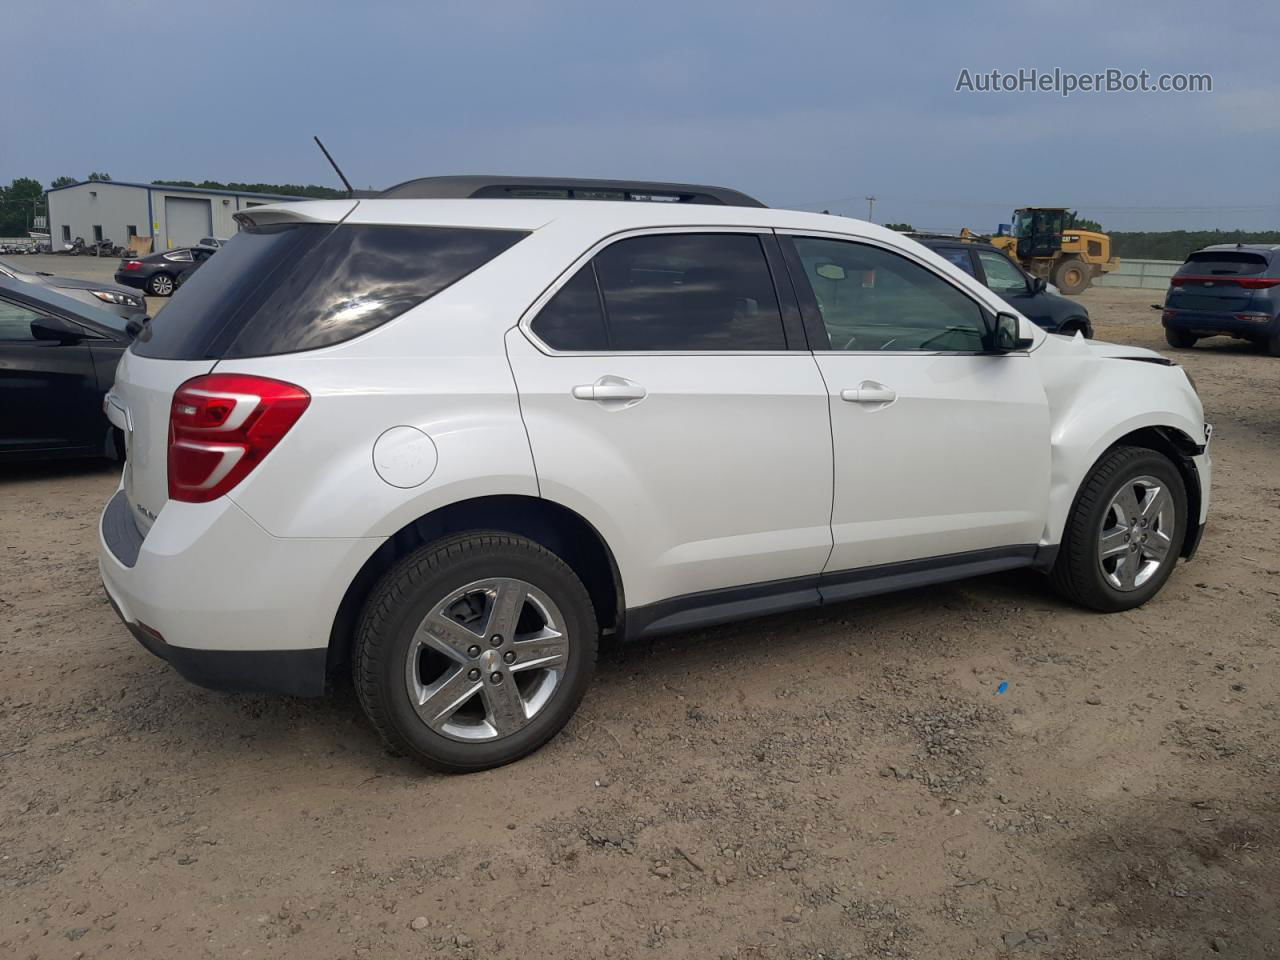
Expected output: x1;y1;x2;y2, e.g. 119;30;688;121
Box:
2;286;1277;960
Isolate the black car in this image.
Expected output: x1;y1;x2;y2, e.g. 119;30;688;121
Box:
0;275;135;461
1161;244;1280;355
914;236;1092;337
115;244;218;297
0;255;147;320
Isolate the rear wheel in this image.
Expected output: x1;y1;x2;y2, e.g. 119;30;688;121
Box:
355;533;598;772
1267;326;1280;357
146;272;175;296
1165;328;1197;349
1054;259;1090;295
1050;446;1187;612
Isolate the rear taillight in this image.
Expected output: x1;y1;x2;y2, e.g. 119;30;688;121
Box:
168;374;310;503
123;260;142;271
1162;309;1178;321
1170;275;1280;289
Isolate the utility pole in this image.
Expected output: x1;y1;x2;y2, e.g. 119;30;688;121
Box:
865;195;877;222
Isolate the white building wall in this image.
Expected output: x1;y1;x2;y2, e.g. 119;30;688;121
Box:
46;182;304;252
46;183;149;249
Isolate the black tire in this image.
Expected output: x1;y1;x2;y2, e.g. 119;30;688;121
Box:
1050;446;1187;612
354;533;598;773
1059;317;1091;338
1054;259;1090;295
1266;326;1280;357
146;272;175;297
1165;328;1197;349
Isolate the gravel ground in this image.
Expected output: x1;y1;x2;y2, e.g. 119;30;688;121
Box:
1;286;1277;959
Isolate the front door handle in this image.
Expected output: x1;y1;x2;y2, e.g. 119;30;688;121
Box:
840;382;897;405
572;376;647;402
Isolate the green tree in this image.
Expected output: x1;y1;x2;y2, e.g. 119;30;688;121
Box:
1073;216;1103;232
50;175;77;188
0;177;46;236
87;171;112;181
884;222;915;232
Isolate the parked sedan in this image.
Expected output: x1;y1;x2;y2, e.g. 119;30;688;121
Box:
115;245;218;297
0;275;135;461
0;255;147;320
914;237;1093;337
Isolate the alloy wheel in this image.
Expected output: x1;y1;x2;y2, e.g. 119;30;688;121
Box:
404;578;569;742
1096;475;1175;591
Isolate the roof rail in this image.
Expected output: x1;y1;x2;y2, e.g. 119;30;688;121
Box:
375;175;765;207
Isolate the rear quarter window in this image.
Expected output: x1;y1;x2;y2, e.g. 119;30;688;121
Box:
132;223;527;359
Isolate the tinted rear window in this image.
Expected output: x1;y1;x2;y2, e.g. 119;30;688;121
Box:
1179;251;1269;276
132;223;527;359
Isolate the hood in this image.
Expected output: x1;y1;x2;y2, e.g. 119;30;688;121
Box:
1037;332;1170;364
1079;338;1170;363
43;274;142;298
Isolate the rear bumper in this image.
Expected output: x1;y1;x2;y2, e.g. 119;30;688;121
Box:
99;487;384;697
1164;310;1277;338
104;586;328;696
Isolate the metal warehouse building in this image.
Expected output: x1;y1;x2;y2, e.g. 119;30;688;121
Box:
46;180;305;252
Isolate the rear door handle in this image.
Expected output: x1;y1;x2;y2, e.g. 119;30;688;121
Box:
572;377;647;402
840;382;897;404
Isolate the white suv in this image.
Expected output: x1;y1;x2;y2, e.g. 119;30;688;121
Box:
99;176;1211;772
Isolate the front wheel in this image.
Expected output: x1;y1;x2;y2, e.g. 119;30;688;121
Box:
1050;446;1187;612
355;533;598;772
1165;328;1198;349
1054;259;1090;295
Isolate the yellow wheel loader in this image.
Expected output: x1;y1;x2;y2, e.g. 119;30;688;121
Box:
989;208;1118;295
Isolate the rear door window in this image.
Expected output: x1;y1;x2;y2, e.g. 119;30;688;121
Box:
530;232;787;352
934;247;977;277
132;223;527;359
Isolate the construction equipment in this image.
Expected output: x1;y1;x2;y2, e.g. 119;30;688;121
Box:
989;208;1118;294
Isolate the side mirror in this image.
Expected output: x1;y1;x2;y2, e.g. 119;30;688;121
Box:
31;318;83;343
1030;276;1047;294
990;312;1034;352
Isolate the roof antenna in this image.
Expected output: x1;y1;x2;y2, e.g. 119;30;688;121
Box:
313;136;354;197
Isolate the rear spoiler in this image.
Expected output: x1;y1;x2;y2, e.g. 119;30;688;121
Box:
233;200;358;229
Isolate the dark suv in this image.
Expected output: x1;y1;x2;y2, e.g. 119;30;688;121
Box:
914;236;1092;337
1161;244;1280;355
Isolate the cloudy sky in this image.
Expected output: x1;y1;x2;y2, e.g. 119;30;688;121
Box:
5;0;1277;230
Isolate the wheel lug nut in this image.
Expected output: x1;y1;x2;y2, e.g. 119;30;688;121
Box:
467;645;481;658
503;650;516;664
489;672;503;684
490;634;503;647
467;668;481;681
